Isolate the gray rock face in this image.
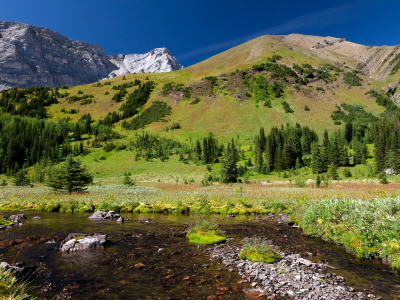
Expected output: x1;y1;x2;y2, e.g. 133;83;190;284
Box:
0;20;183;90
0;20;117;89
59;233;106;252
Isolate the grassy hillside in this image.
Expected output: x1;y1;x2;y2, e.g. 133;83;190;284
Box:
46;35;389;139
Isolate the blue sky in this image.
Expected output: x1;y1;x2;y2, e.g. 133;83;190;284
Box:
0;0;398;67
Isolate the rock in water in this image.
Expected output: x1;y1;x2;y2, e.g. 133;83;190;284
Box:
88;211;107;219
59;233;106;252
138;218;150;223
116;217;124;223
0;20;183;90
9;214;26;223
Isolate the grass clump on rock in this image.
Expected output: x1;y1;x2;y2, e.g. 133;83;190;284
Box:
239;237;281;263
187;218;226;245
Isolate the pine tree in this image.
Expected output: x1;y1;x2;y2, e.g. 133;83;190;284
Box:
123;172;135;186
14;169;30;186
311;143;323;174
316;173;321;187
220;142;238;183
46;156;93;193
328;163;338;180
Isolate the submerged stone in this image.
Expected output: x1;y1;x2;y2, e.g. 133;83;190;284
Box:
59;233;106;252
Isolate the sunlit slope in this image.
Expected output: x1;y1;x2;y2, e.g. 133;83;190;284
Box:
47;35;390;137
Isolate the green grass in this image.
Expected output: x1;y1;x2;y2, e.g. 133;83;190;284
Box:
0;267;36;300
239;237;281;263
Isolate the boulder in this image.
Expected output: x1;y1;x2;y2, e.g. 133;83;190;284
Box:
117;217;124;223
88;211;107;219
105;211;117;219
9;214;26;223
59;233;106;252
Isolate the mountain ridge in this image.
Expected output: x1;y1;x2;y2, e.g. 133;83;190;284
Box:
0;20;182;90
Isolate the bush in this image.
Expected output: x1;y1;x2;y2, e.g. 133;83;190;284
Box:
239;237;281;263
295;175;306;187
282;101;294;113
190;97;201;105
343;168;352;178
304;105;310;111
103;142;116;152
344;71;363;86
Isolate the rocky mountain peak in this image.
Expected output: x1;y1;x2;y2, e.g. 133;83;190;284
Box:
0;20;183;90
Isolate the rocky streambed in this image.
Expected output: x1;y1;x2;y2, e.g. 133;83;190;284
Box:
207;241;378;299
0;212;398;299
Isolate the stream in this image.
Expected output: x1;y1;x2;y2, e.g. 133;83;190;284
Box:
0;212;399;299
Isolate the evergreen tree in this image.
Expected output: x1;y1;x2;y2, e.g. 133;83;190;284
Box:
311;143;324;174
122;172;135;186
46;156;93;193
328;163;338;180
14;169;30;186
220;142;238;183
316;173;321;187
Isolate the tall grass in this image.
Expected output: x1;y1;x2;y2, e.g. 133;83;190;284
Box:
0;268;35;300
298;197;400;269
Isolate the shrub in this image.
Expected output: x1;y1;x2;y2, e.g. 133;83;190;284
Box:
103;142;116;152
282;101;294;113
343;168;352;178
190;97;201;105
343;71;363;86
304;105;310;111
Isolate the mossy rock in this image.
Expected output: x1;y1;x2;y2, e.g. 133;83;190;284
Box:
187;231;226;245
239;248;281;263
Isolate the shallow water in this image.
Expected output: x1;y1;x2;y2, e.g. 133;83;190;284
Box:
0;212;399;299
